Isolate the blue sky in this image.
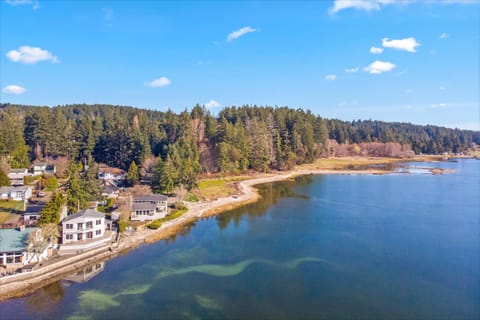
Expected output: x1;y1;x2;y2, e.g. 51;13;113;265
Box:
1;0;479;130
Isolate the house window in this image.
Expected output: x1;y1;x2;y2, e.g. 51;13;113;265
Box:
86;221;93;229
96;230;101;235
87;231;93;239
15;256;22;263
7;257;13;264
66;223;73;229
66;234;73;240
96;219;101;225
77;223;83;230
78;234;83;240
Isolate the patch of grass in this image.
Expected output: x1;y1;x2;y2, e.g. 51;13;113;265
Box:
195;178;239;200
147;208;188;230
184;193;199;202
97;205;115;214
0;200;25;212
299;157;404;171
0;212;14;224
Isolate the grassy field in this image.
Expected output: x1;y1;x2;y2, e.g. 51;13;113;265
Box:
147;208;188;229
195;176;250;200
297;157;409;171
0;212;15;224
0;200;25;212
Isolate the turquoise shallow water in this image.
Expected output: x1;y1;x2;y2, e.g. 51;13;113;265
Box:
1;160;479;320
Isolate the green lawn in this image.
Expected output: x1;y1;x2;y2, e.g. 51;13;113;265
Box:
0;200;25;212
147;208;188;229
0;212;15;224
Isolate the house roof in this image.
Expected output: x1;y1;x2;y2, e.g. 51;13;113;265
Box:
99;167;125;175
9;168;28;174
133;194;168;202
0;186;32;193
64;209;104;222
132;202;157;211
0;228;38;253
23;204;45;216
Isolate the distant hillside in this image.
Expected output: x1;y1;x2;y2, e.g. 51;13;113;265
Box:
1;103;478;178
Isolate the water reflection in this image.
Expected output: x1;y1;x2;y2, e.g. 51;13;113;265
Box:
26;282;64;315
63;262;105;284
216;174;314;230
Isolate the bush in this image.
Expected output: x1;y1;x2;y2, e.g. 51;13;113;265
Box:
118;221;128;232
173;202;187;210
107;198;115;207
147;220;162;229
185;193;199;202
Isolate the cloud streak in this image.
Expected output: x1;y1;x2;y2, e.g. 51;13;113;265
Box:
3;85;27;94
145;77;171;88
6;46;58;64
382;37;420;52
325;74;337;81
227;26;257;42
364;60;396;74
205;100;220;108
370;46;384;54
329;0;476;14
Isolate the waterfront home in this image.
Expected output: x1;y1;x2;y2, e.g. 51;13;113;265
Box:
59;209;114;255
0;228;50;270
7;168;28;186
32;163;56;176
131;194;168;221
61;209;105;244
22;204;44;226
101;181;121;198
98;167;126;183
0;186;33;202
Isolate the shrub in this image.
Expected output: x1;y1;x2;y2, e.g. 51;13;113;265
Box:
118;221;128;232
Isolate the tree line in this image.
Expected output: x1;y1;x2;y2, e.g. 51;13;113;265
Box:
0;103;478;193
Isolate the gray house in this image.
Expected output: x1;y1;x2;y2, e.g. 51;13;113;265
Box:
131;195;168;221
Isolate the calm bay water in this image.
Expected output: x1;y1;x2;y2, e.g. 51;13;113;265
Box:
1;160;479;320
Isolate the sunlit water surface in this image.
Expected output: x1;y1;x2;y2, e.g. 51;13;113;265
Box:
1;160;478;320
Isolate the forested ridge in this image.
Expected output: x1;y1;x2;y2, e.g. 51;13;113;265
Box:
1;103;478;192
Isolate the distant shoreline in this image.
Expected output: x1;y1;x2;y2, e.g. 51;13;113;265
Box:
0;156;464;300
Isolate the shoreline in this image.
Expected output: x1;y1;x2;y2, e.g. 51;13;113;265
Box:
0;157;462;300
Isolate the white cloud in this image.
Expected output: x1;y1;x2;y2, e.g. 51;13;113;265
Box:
338;100;359;107
329;0;381;14
431;103;448;108
3;85;26;94
364;60;396;74
325;74;337;81
5;0;39;9
6;46;58;64
146;77;171;88
370;46;384;54
205;100;220;108
382;37;420;53
345;67;359;73
439;32;450;39
227;26;257;42
329;0;476;14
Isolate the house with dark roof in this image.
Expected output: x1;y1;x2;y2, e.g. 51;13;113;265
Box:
131;194;168;221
